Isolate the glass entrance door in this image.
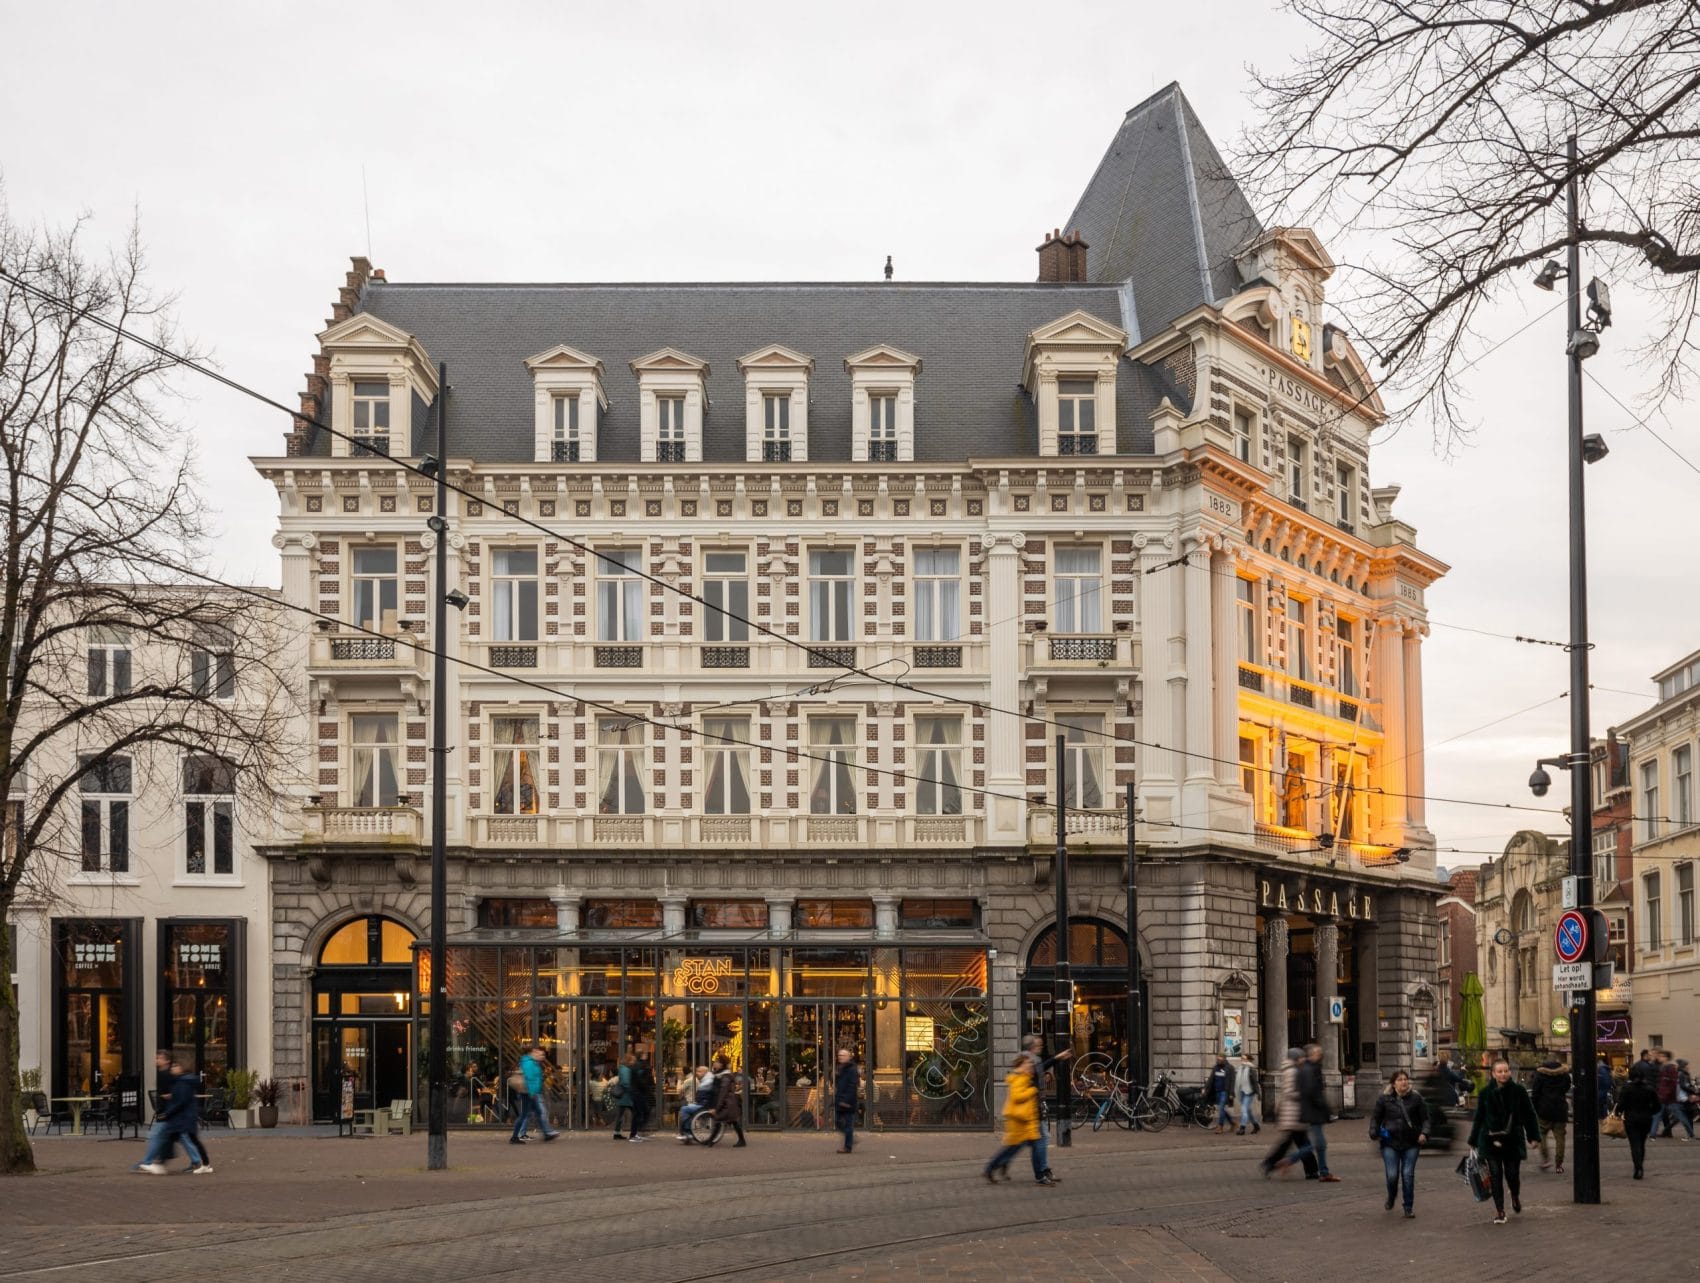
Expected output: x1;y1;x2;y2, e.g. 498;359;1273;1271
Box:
536;1000;650;1132
781;1001;866;1131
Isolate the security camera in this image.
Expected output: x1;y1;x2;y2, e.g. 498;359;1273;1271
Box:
1528;766;1552;797
444;588;470;611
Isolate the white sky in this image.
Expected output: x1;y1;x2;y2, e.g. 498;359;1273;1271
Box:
3;0;1694;866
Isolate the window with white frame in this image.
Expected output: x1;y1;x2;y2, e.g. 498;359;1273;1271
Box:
808;716;858;814
552;394;581;462
869;394;898;461
1287;434;1309;507
191;641;235;700
596;717;646;814
491;714;541;816
1607;914;1628;969
1641;761;1661;842
78;754;131;874
702;551;750;643
808;549;855;642
1336;616;1357;696
1593;828;1617;888
1232;406;1255;463
701;717;751;815
86;630;131;698
912;547;961;642
1645;870;1663;950
1058;713;1106;809
1592;758;1606;808
182;754;235;877
914;715;963;816
1439;920;1450;967
596;549;644;643
350;713;400;808
1438;979;1450;1026
1057;378;1098;455
491;548;539;642
351;380;391;454
1676;745;1693;827
1236;579;1258;664
1053;546;1102;633
1680;862;1696;946
1285;597;1310;682
350;546;399;633
1335;463;1356;529
762;393;792;461
657;396;686;462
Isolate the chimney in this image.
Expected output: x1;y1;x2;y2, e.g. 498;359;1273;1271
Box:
1036;229;1089;283
883;254;893;282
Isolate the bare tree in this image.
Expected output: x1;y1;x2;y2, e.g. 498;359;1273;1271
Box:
1235;0;1700;443
0;206;298;1174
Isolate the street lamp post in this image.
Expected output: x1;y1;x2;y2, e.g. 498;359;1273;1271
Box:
426;364;450;1171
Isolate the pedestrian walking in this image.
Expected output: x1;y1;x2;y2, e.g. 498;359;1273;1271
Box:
139;1061;209;1175
1653;1050;1694;1139
1233;1055;1261;1135
1596;1056;1614;1120
1299;1043;1338;1181
510;1046;560;1144
1207;1054;1233;1133
709;1055;748;1147
133;1050;175;1171
1529;1056;1571;1173
1617;1068;1660;1179
1019;1033;1072;1181
1259;1048;1315;1177
833;1047;860;1153
1369;1070;1428;1217
611;1052;638;1140
983;1053;1053;1186
630;1052;656;1140
1467;1058;1540;1224
1629;1049;1657;1086
1433;1054;1462;1109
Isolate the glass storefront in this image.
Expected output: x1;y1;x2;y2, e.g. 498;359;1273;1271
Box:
159;920;243;1079
311;915;416;1120
425;940;992;1130
52;919;142;1098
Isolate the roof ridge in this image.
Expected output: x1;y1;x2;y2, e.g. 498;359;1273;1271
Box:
364;280;1122;291
1122;80;1184;120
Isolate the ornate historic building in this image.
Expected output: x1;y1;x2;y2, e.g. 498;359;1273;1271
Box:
252;83;1446;1127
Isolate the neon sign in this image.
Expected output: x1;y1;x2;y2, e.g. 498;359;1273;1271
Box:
673;957;733;995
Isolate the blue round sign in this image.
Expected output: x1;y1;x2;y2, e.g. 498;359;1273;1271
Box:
1555;910;1588;964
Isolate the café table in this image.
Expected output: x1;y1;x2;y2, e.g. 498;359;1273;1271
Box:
51;1095;97;1136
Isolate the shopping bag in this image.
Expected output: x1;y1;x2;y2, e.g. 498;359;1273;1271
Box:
1602;1113;1626;1139
1454;1152;1491;1202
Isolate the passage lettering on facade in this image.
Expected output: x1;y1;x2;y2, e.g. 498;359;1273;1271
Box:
1260;878;1375;921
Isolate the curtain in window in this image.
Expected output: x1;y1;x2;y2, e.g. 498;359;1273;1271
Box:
1055;548;1101;632
598;720;644;814
702;718;750;814
352;717;399;808
492;717;540;815
913;549;960;642
915;717;962;815
810;719;856;815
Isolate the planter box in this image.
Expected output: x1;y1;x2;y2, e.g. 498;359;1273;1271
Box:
230;1109;252;1129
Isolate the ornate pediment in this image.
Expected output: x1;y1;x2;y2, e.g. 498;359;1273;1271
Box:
525;343;605;375
629;347;710;376
737;344;815;373
844;344;922;374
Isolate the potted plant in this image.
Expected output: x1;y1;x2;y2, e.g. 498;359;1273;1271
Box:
226;1068;258;1128
253;1077;281;1128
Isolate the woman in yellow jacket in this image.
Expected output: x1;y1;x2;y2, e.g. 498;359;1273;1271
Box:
984;1054;1054;1186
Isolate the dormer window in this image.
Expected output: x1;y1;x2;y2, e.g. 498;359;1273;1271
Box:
739;345;813;463
1020;310;1126;458
552;394;581;462
352;381;391;454
657;396;686;462
762;394;791;462
869;394;897;461
630;348;708;464
1057;378;1098;455
527;344;608;464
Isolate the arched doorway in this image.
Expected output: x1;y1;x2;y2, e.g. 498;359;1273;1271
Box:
1021;919;1149;1080
310;915;416;1120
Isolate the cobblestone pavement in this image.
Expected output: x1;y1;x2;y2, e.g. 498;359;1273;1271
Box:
1;1123;1694;1282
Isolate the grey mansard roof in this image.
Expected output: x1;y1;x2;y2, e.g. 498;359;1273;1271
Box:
352;281;1188;464
1064;82;1265;339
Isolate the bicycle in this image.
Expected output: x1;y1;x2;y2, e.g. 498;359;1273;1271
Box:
1150;1071;1215;1128
1090;1075;1173;1132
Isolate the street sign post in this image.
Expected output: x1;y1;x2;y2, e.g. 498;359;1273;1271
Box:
1555;910;1589;965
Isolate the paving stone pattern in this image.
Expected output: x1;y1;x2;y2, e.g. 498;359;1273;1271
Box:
1;1125;1694;1282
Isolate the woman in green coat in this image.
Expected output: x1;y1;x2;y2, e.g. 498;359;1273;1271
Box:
1467;1059;1541;1224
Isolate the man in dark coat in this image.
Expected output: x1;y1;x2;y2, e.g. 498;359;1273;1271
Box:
1529;1057;1572;1172
1299;1043;1337;1181
1654;1050;1694;1138
833;1048;860;1154
709;1055;747;1148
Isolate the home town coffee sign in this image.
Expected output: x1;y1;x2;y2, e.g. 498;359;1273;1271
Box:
1259;876;1376;921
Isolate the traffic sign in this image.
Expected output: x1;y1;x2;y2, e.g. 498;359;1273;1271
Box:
1328;997;1345;1024
1555;910;1589;964
1553;960;1591;990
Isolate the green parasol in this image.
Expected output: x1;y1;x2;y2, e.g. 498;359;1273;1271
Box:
1457;971;1487;1088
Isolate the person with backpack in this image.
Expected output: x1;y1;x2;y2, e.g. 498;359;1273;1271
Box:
1468;1058;1541;1225
1529;1057;1572;1173
611;1052;638;1140
1370;1070;1428;1217
1233;1056;1261;1136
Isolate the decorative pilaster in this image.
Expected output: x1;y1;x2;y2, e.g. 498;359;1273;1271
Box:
1262;917;1289;1075
1402;627;1430;837
1139;534;1180;828
984;533;1026;842
1315;922;1340;1079
660;894;688;937
550;889;582;934
872;894;899;941
766;897;794;938
1372;617;1409;844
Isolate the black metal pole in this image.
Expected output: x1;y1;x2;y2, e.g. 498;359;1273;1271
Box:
1125;779;1143;1085
1563;133;1601;1206
427;363;450;1171
1054;734;1072;1147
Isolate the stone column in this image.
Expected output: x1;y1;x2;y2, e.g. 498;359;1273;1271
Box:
872;894;899;941
765;897;794;938
984;534;1025;842
1210;550;1240;792
550;890;582;934
660;894;688;937
1402;628;1427;830
1178;536;1215;827
1139;540;1179;825
1262;917;1289;1077
1315;922;1340;1080
1373;618;1409;841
